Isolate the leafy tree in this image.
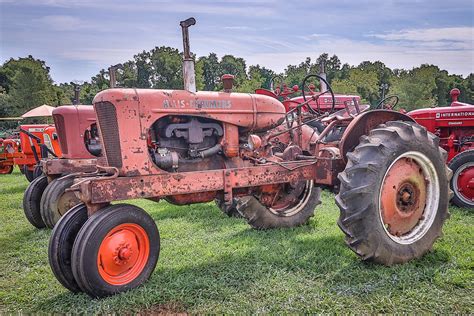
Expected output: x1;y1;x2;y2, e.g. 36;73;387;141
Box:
1;56;57;116
199;53;220;91
149;46;183;89
218;55;247;88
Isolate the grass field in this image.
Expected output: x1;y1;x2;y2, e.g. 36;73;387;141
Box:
0;169;473;313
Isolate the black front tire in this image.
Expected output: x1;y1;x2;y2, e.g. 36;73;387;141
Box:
71;204;160;298
49;203;89;292
40;176;81;228
336;121;450;265
23;165;35;182
23;175;48;228
448;150;474;208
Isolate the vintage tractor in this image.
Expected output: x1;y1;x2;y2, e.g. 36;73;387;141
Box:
407;89;474;208
47;18;451;298
0;135;21;174
23;65;123;229
258;74;362;114
13;124;62;181
22;105;103;229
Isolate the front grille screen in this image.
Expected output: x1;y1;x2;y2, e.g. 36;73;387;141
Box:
53;114;68;154
94;102;123;168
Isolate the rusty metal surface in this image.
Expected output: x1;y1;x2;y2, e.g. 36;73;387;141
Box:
339;110;415;161
75;160;338;205
92;89;287;176
41;157;104;175
52;105;97;159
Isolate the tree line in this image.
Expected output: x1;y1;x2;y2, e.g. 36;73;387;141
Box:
0;48;473;128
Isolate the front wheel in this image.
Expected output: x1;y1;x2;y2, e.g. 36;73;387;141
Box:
40;176;82;228
448;150;474;208
23;175;48;228
71;204;160;298
23;165;35;182
336;121;450;265
49;203;89;292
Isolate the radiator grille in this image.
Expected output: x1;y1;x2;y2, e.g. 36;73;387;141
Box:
94;102;123;168
53;114;68;154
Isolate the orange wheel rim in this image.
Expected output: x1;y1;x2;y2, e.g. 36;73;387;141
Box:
380;157;427;236
97;223;150;285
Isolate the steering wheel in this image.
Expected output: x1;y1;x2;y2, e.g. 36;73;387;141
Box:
301;74;336;115
376;95;399;110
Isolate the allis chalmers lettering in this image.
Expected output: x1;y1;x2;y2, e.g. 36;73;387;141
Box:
163;99;232;109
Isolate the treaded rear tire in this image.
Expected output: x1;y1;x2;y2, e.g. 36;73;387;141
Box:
215;198;242;217
23;175;48;228
336;121;450;265
237;181;321;229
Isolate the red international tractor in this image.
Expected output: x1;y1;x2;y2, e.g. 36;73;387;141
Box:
47;18;451;298
14;124;62;181
408;89;474;208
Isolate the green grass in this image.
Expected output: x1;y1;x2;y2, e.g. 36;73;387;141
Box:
0;169;473;313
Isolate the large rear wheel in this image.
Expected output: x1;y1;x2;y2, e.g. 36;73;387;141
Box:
40;176;81;228
215;198;241;217
336;121;450;265
448;150;474;208
237;181;321;229
23;175;48;228
71;204;160;298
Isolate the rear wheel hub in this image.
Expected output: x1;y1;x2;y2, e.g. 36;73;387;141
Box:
379;152;439;244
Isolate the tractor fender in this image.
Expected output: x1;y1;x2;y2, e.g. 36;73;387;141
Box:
339;110;415;162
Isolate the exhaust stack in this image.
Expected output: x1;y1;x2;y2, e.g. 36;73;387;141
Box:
73;84;81;105
319;60;327;92
108;63;123;88
180;17;196;92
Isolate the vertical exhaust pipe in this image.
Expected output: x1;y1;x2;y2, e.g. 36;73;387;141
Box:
108;63;123;88
73;84;81;105
180;17;196;92
319;60;327;92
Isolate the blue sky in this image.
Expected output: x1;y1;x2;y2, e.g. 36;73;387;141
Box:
1;0;473;83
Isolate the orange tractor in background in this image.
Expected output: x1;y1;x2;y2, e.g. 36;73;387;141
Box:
14;124;62;181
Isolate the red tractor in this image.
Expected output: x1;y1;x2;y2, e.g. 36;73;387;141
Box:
408;89;474;208
0;135;21;174
23;65;123;229
47;18;451;298
14;124;62;181
22;105;104;229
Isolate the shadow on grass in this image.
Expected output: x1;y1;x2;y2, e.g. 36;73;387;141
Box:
35;222;453;313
